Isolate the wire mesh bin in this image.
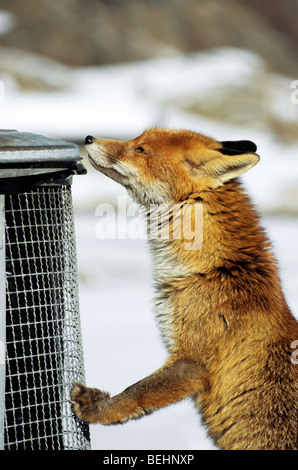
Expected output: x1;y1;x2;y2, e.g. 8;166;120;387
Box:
0;130;91;450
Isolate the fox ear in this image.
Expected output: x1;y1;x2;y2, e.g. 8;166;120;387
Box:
219;140;257;155
202;140;259;184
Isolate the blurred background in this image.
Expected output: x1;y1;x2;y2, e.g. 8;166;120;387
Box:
0;0;297;450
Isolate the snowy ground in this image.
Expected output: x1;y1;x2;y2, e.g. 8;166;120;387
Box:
74;205;298;450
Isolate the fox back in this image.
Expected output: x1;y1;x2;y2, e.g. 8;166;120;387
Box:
72;128;298;450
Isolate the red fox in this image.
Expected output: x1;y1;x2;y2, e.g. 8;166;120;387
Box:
71;128;298;450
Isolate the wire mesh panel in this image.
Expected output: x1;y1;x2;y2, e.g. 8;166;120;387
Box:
4;185;90;450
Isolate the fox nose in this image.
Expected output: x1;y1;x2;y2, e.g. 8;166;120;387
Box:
85;135;94;145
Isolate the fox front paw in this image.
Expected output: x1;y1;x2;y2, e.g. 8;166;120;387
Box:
70;382;110;423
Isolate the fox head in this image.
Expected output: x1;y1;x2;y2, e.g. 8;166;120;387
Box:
85;128;259;205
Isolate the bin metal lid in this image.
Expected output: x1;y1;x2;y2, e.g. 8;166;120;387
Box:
0;130;86;192
0;129;80;163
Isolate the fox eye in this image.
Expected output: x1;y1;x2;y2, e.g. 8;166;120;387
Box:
135;146;147;155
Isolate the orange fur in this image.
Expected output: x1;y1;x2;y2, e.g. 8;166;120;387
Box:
71;128;298;450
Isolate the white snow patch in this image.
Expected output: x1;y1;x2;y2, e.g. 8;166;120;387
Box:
0;10;16;36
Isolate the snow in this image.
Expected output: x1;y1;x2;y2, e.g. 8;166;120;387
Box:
2;47;297;214
2;47;297;138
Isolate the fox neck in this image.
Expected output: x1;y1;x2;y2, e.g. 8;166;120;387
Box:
147;179;275;282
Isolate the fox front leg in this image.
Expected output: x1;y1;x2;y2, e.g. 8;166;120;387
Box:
71;358;205;424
